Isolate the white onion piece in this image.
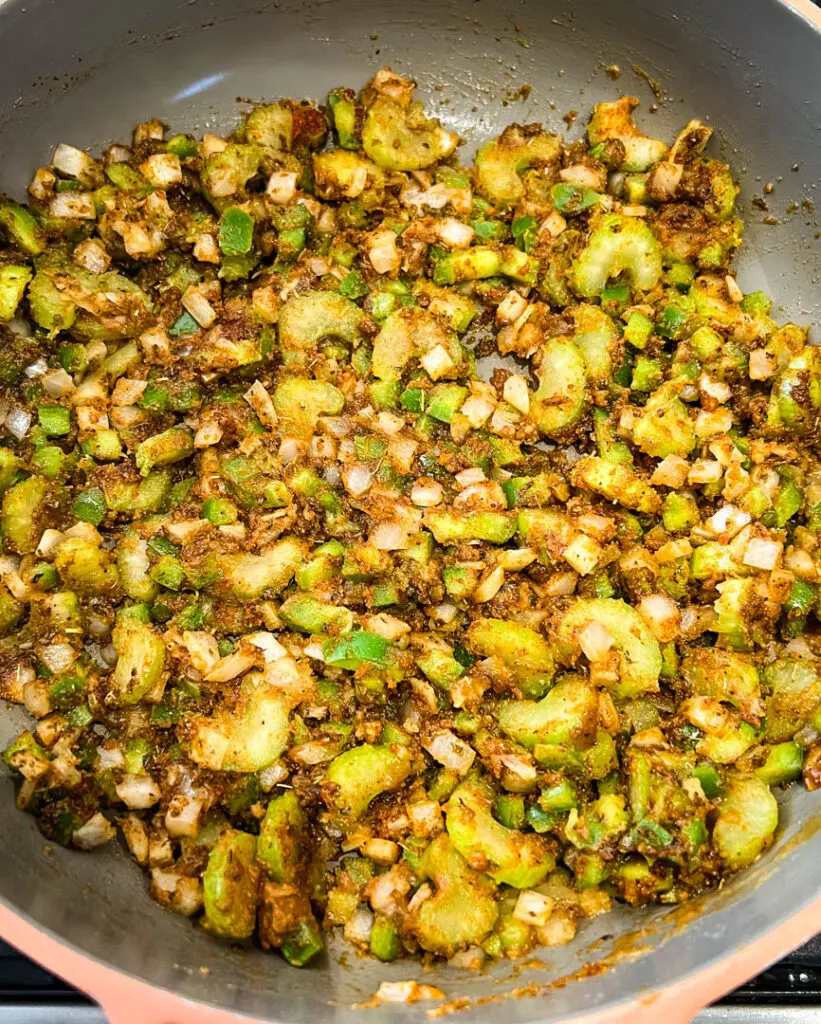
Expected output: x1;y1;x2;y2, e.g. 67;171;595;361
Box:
116;775;162;809
39;643;77;674
344;907;374;946
278;437;303;465
370;521;407;551
73;813;116;850
24;358;48;378
42;368;75;398
5;407;31;439
343;465;372;496
96;746;125;770
423;730;475;773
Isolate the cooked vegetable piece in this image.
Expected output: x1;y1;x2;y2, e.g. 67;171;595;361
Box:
408;834;499;956
202;830;260;939
713;777;779;870
324;743;412;817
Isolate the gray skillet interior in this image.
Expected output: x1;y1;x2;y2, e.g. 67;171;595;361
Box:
0;0;819;1020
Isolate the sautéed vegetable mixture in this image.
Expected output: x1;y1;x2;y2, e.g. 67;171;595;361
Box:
0;68;818;968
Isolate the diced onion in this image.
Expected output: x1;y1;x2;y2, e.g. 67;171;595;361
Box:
72;812;116;850
50;193;96;219
578;620;614;662
423;730;475;773
370;521;408;551
96;746;125;770
344;907;374;946
42;368;75;398
116;774;162;809
513;889;555;927
637;593;681;642
437;217;474;248
343;464;372;497
5;407;31;439
278;437;303;465
743;536;783;570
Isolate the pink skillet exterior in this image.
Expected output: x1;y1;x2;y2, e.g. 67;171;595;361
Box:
1;0;821;1018
3;891;821;1024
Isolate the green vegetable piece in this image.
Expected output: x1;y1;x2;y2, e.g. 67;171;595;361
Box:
764;659;821;741
494;793;526;830
766;347;821;434
530;337;587;438
593;409;633;464
31;446;62;479
372;307;464;381
681;649;762;719
111;620;166;705
466;617;554;700
662;491;699;532
497;673;598;749
189;675;290;772
258;790;308;884
150;555;185;591
0;265;31;320
693;763;723;799
433;245;537;287
170;311;199;337
3;730;49;779
557;598;662;697
713;776;778;870
370;916;403;961
214;537;307;602
272;378;344;438
82;428;123;461
424;510;517;545
323;631;391;669
573;215;662;297
417;639;463;689
571;456;660;514
474;126;560;209
201;144;263;206
773;480;803;527
280;594;353;635
446;779;554;888
623;310;654;349
202;830;260;939
756;741;803;786
540;779;577;812
135;427;194;476
328;88;359;149
428;384;467;423
339;270;368;300
0;199;45;255
201;497;238;526
72;487;106;527
551;182;601;215
362;95;457;172
166;134;198;158
38;405;71;437
632;383;696;458
2;475;54;554
116;534;159;602
511;214;538;251
324;743;412;817
218;206;254;255
630;355;663;393
587;96;668;172
409;834;499;957
277;289;364;359
103;469;171;514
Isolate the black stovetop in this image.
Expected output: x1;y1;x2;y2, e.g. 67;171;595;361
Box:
1;934;821;1023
